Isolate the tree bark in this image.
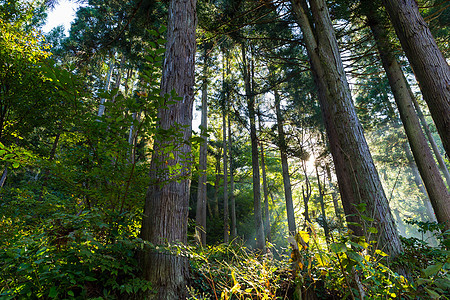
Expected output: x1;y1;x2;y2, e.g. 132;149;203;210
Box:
364;4;450;231
195;47;209;247
223;93;229;244
97;57;114;117
140;0;197;298
274;89;297;236
290;0;402;257
382;0;450;158
242;43;265;251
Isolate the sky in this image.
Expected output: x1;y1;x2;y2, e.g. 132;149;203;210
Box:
42;0;80;34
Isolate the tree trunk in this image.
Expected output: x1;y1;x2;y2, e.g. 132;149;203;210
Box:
410;94;450;187
0;167;7;190
291;0;402;257
140;0;197;297
316;165;329;241
259;124;271;242
97;57;114;117
213;153;221;219
274;90;297;236
403;143;437;223
223;96;229;244
228;107;237;240
364;4;450;231
382;0;450;158
242;43;265;251
195;47;209;247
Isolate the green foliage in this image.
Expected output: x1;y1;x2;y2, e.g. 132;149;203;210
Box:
0;193;151;299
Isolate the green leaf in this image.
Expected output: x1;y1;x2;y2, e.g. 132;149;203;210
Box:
48;286;58;298
367;227;378;234
68;290;74;296
424;287;441;299
330;242;347;253
422;262;443;278
12;162;20;168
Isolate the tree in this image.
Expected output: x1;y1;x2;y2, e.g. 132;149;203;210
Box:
139;0;197;298
290;0;402;257
382;0;450;158
362;0;450;231
195;45;209;247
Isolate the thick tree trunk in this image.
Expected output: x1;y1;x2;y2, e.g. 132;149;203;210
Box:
140;0;197;298
365;5;450;231
382;0;450;158
195;48;209;247
291;0;402;257
242;43;265;251
274;90;297;236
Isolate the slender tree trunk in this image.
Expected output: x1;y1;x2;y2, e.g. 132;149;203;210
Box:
140;0;197;297
228;107;237;240
291;0;402;257
410;94;450;187
274;90;297;236
325;163;343;226
38;129;61;201
213;153;221;219
259;124;271;242
223;97;229;244
0;167;7;189
403;143;438;223
316;165;329;241
382;0;450;158
98;57;114;117
195;47;209;247
364;5;450;230
242;43;265;251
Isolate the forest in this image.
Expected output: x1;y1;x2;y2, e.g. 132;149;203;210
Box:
0;0;449;299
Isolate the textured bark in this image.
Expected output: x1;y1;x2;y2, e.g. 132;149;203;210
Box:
291;0;402;257
140;0;197;298
242;43;265;251
274;90;297;236
364;4;450;231
0;167;7;189
382;0;450;157
195;48;209;247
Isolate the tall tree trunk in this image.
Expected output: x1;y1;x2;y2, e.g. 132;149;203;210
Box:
316;165;329;241
195;47;209;247
364;4;450;231
403;143;437;223
291;0;402;257
382;0;450;158
410;94;450;187
274;90;297;236
259;122;271;242
228;107;237;240
97;57;114;117
325;163;343;226
140;0;197;297
223;96;229;244
242;43;265;251
213;153;221;219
